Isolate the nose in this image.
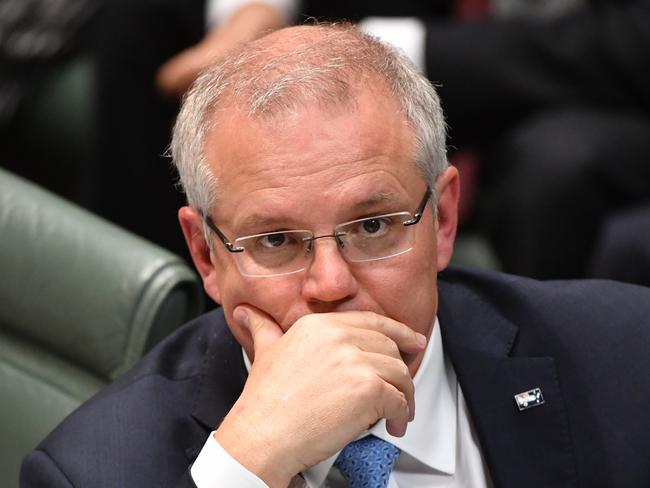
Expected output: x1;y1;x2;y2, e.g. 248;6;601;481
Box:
300;236;358;307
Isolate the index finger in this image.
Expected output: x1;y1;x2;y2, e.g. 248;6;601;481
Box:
327;311;427;354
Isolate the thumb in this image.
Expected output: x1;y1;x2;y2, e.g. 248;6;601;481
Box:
233;305;283;357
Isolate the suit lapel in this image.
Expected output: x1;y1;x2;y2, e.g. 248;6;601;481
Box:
184;309;248;461
438;277;578;487
179;275;580;484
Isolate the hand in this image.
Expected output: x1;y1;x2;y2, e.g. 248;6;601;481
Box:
156;3;286;97
214;306;427;487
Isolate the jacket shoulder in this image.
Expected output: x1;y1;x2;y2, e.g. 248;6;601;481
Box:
22;308;235;487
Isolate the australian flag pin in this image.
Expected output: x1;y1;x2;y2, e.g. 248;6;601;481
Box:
514;388;545;411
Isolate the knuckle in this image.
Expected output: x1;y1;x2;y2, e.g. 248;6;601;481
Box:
385;390;408;418
300;314;320;329
341;345;361;365
374;313;387;333
398;392;409;410
386;338;400;357
368;375;385;396
395;392;408;414
357;372;383;399
399;361;410;380
327;326;348;345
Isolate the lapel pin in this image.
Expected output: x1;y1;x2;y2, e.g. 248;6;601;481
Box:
514;387;545;411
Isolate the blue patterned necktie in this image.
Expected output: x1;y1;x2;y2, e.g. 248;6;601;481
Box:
334;435;401;488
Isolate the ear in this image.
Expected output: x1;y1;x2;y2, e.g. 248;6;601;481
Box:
434;166;460;272
178;206;222;304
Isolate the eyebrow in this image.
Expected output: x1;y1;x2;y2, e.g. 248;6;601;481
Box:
236;190;404;231
348;190;400;212
239;214;294;231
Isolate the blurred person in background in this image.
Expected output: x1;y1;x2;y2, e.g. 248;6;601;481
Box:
0;0;102;201
87;0;449;257
90;0;650;281
88;0;296;257
427;0;650;280
589;203;650;287
7;0;645;280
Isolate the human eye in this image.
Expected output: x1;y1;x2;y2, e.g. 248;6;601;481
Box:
255;231;302;250
353;216;396;238
258;232;288;249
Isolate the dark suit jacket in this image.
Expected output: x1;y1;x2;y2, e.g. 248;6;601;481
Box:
20;268;650;487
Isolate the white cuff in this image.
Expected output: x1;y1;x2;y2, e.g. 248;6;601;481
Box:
191;433;269;488
358;17;427;73
206;0;298;28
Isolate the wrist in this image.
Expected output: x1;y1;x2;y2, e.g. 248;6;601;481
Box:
214;407;299;487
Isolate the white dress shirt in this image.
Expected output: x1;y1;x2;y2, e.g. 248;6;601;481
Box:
191;319;493;487
205;0;298;28
357;17;426;73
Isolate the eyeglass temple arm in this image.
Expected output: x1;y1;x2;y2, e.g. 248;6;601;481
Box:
404;186;432;226
203;215;245;253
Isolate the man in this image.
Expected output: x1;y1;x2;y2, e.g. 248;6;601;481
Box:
21;24;650;487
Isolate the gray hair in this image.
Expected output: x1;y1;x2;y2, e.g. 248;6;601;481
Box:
171;23;448;216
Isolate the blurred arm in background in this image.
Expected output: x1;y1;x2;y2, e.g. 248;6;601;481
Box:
157;0;292;97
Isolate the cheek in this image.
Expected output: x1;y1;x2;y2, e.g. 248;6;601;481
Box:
390;227;438;331
359;250;438;336
409;231;439;334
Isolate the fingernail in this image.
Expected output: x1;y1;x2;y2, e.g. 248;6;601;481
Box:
415;333;427;348
233;307;249;327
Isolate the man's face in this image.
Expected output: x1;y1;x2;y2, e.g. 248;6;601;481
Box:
182;87;458;374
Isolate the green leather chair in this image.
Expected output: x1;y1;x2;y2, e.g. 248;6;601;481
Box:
0;167;203;487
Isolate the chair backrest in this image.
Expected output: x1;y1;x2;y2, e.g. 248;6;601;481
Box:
0;167;203;487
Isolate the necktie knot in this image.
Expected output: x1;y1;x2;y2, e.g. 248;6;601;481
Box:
334;435;400;488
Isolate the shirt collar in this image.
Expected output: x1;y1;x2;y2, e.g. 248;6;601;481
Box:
242;317;458;488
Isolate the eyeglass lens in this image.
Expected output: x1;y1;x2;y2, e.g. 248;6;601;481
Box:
234;212;416;276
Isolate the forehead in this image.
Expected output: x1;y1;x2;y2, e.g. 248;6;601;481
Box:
204;87;423;224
